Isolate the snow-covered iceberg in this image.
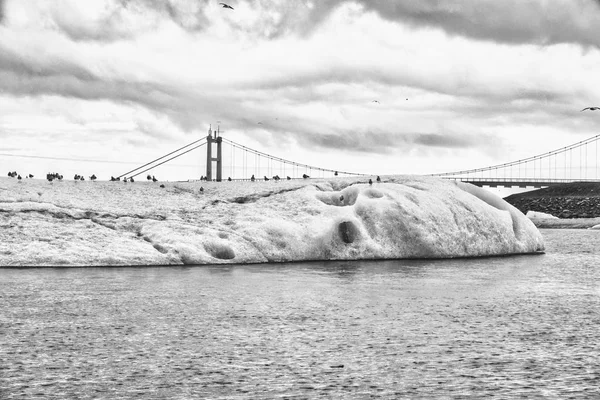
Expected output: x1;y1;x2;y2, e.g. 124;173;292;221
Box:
0;175;544;266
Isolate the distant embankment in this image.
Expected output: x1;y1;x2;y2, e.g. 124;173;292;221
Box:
504;182;600;219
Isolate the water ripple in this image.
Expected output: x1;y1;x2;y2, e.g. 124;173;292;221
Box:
1;229;600;398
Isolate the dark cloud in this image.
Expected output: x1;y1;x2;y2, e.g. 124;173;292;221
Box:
413;133;474;148
0;41;255;142
0;39;195;131
267;122;498;155
248;0;600;48
333;0;600;48
301;130;399;154
13;0;600;46
0;0;4;24
0;45;96;82
128;0;600;47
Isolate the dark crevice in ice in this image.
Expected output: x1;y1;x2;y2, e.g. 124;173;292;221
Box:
0;202;167;222
223;187;304;205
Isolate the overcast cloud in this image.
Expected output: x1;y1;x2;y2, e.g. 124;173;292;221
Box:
1;0;600;180
22;0;600;46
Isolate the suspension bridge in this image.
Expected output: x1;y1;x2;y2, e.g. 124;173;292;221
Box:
116;126;367;182
432;134;600;188
116;126;600;189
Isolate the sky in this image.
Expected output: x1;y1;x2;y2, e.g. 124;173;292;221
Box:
2;0;600;183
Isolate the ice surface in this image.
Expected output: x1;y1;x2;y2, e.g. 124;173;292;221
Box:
0;175;544;266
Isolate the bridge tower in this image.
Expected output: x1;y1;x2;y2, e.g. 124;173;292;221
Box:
205;125;223;181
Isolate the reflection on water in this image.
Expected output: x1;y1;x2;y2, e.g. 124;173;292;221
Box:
1;229;600;398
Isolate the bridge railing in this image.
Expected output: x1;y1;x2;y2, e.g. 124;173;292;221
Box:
441;176;600;188
443;177;600;183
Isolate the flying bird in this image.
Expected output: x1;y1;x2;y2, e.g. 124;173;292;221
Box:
581;107;600;112
219;2;234;9
372;100;380;104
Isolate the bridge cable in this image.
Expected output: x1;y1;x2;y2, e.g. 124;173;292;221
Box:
222;137;368;177
433;134;600;178
128;142;207;179
117;138;207;179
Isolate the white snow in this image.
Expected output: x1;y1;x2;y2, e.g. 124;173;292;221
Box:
0;175;544;266
526;210;559;219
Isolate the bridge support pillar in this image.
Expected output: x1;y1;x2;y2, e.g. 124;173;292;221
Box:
216;138;222;182
206;127;222;181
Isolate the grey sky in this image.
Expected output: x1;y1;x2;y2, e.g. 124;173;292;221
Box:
1;0;600;180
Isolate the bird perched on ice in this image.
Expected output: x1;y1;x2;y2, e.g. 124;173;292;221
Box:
219;2;234;9
581;107;600;112
376;176;381;182
369;178;373;185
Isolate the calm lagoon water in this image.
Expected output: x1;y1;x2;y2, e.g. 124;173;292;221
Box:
1;229;600;399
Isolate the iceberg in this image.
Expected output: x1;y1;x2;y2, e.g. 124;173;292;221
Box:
0;175;544;266
526;210;558;219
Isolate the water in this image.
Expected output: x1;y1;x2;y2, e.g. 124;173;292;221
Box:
1;229;600;399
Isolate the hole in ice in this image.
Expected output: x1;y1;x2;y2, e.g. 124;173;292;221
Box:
338;221;358;244
153;243;168;254
204;242;236;260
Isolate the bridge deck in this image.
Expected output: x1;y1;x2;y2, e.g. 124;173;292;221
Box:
441;177;600;188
